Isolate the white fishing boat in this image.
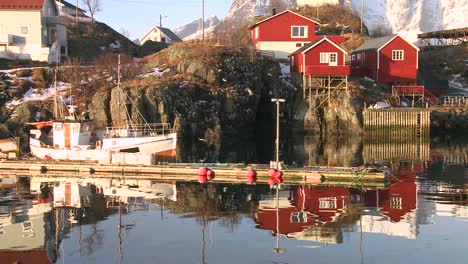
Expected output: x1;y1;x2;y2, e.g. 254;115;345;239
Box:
28;56;177;165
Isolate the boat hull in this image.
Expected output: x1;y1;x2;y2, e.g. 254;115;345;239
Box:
29;133;177;165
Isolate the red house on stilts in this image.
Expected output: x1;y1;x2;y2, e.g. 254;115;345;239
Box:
351;34;419;84
289;36;350;99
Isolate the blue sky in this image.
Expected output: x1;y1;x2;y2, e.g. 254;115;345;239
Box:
94;0;232;40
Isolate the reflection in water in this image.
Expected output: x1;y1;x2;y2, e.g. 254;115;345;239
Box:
0;138;468;263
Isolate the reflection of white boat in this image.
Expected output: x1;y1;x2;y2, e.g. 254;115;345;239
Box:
53;182;92;208
28;56;177;165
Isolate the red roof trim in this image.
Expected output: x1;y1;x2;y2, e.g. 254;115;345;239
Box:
251;10;319;29
377;34;420;52
0;0;45;10
300;37;348;55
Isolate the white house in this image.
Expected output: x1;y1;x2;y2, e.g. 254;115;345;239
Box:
140;26;182;45
0;0;68;63
297;0;340;7
55;0;87;19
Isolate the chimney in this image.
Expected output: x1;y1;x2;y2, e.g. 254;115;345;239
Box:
272;8;277;15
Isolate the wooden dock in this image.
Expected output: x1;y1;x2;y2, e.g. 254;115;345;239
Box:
363;108;431;138
0;160;390;189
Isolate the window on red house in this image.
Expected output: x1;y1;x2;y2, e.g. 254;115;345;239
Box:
291;26;308;38
296;43;302;47
392;50;404;60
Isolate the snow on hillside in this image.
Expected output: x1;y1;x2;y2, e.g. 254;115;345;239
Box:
343;0;468;42
173;16;220;40
183;25;217;40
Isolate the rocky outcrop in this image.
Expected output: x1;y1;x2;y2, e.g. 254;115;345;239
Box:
292;90;363;136
84;43;284;162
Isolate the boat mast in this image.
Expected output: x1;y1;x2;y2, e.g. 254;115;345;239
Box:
117;54;122;128
53;55;58;119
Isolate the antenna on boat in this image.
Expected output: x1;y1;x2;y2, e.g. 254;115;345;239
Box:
53;53;59;119
117;54;121;128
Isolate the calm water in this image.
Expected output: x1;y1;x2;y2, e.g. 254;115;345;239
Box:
1;136;468;264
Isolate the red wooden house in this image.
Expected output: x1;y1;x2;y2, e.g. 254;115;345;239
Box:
250;10;344;59
289;36;350;77
351;35;419;83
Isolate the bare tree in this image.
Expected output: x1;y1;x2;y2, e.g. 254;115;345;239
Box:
82;0;102;24
120;27;131;39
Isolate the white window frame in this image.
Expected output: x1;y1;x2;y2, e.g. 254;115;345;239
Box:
291;26;308;38
320;52;329;63
352;54;355;61
392;50;404;60
357;53;361;60
290;212;307;223
329;53;338;63
20;25;29;35
319;197;337;209
255;27;259;39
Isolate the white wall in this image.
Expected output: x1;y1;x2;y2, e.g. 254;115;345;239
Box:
256;41;309;60
0;0;67;62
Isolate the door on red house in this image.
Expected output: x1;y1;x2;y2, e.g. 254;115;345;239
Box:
329;53;338;66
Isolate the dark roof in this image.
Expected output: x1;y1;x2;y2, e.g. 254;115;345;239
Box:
353;35;395;53
290;38;323;55
0;0;44;10
158;27;182;42
56;0;85;12
424;80;449;90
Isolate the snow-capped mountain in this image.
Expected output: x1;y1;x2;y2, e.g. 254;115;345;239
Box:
343;0;468;42
222;0;297;26
175;0;466;43
173;16;220;40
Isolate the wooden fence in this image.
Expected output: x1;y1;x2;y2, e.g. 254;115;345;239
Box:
363;108;431;138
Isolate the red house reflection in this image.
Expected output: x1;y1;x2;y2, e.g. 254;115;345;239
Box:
255;187;350;236
361;165;419;222
256;165;419;237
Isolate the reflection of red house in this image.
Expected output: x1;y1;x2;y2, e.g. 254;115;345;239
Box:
250;10;345;59
255;187;349;236
362;165;417;222
0;250;51;264
351;35;419;83
290;37;350;77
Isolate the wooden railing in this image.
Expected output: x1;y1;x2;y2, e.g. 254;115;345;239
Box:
392;85;438;105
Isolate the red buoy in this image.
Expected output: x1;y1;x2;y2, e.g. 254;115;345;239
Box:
267;168;277;177
207;169;215;180
247;175;256;184
247;169;256;178
274;176;283;184
198;167;207;176
198;175;207;184
267;178;276;186
274;170;283;179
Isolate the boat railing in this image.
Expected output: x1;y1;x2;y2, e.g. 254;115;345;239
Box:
105;123;172;138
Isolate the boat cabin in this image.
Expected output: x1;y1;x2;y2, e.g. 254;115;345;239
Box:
52;120;93;149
